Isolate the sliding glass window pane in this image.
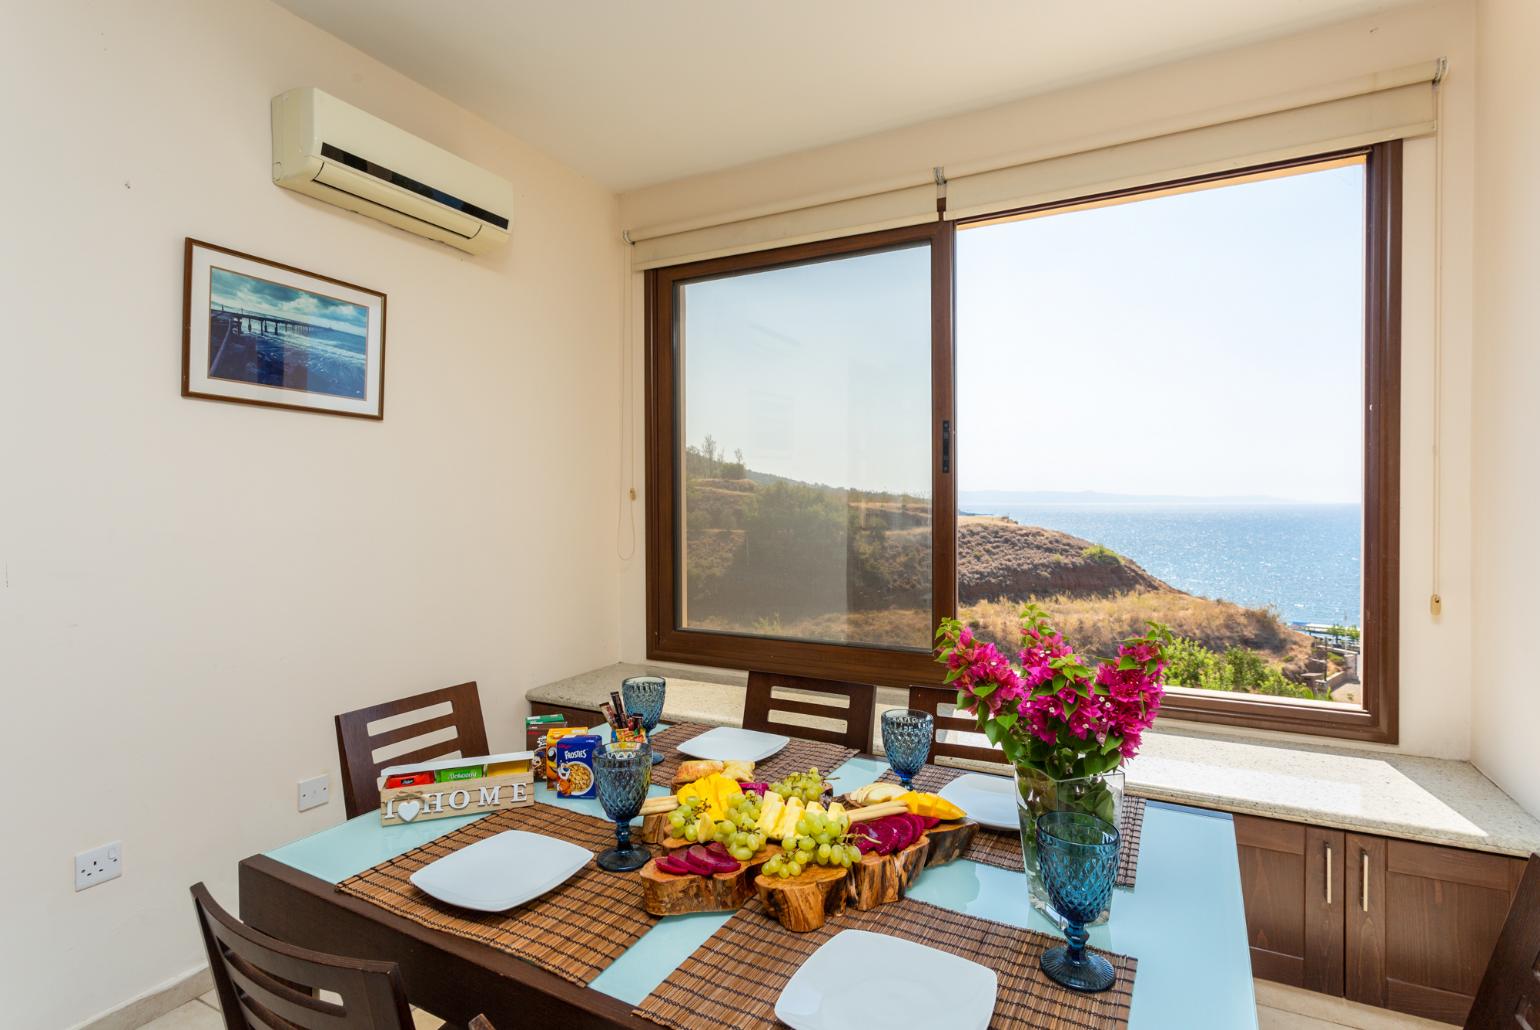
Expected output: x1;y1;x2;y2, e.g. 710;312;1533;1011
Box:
956;158;1366;706
675;244;932;649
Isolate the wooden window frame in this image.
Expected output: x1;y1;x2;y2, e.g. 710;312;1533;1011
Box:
645;141;1401;744
645;222;955;688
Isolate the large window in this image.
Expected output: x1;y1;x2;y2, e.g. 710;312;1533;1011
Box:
646;144;1400;742
647;225;953;684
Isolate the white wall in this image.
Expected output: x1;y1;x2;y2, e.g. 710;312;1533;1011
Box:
0;2;623;1026
619;0;1480;761
1469;0;1540;817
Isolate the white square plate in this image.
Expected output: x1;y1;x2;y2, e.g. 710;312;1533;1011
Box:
675;725;789;763
775;930;997;1030
938;772;1017;831
409;830;591;912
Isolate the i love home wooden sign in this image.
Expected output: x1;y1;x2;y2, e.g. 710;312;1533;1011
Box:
377;752;536;826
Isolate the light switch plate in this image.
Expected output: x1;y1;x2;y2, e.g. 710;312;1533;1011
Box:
298;774;329;812
76;842;122;891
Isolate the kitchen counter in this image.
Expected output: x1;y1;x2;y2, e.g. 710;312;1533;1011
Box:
529;661;1540;857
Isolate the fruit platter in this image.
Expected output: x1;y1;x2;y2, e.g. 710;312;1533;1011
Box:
636;763;977;931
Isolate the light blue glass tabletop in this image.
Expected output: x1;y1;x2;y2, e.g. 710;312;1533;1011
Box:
265;750;1256;1029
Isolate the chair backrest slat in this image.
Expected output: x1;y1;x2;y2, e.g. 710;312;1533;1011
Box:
906;684;1009;768
191;883;413;1030
1466;852;1540;1029
744;672;876;753
334;681;489;818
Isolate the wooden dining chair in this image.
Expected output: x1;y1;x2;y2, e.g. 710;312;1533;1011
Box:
335;681;489;818
1465;851;1540;1029
743;671;876;752
192;881;415;1029
906;684;1009;767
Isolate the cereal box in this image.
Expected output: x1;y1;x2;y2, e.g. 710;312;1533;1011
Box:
554;734;602;800
544;725;588;790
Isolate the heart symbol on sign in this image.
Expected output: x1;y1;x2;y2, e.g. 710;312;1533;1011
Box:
396;799;422;823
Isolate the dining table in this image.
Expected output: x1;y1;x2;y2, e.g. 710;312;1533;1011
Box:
239;739;1258;1029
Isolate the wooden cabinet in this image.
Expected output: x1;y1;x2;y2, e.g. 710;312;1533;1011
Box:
1236;813;1525;1025
1346;834;1526;1024
1234;816;1344;994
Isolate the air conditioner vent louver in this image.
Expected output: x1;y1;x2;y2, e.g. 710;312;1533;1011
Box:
272;88;513;255
319;143;510;230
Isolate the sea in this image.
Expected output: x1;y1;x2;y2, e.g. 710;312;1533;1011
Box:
209;314;368;400
961;502;1362;627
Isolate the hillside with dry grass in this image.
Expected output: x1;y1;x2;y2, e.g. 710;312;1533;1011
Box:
680;449;1327;697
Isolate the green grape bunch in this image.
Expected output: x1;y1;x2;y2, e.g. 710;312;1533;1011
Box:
768;767;826;804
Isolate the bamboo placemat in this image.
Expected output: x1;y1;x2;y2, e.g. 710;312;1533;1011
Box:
652;723;858;788
873;766;1147;887
336;805;653;986
754;736;858;784
645;722;713;785
635;896;1137;1030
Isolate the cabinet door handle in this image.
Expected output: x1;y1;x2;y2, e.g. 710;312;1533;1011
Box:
1324;845;1333;905
1360;849;1369;912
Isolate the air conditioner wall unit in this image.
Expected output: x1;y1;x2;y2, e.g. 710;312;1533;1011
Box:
271;87;513;254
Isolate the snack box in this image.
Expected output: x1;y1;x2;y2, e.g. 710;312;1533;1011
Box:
527;714;566;782
554;734;602;800
434;764;486;783
544;725;589;790
383;770;436;789
375;750;535;826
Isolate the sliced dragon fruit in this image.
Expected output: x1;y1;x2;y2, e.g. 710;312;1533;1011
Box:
654;854;692;875
681;847;717;875
918;815;942;830
739;782;769;796
870;819;902;855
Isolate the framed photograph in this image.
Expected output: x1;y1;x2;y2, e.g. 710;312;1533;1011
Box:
182;238;386;419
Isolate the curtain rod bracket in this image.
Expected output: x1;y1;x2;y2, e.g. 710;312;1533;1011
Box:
621;229;635;246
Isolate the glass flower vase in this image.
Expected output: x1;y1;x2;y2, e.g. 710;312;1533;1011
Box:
1016;766;1124;926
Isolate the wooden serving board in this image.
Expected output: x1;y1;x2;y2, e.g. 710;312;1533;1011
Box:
921;820;979;867
640;845;780;916
754;864;848;932
847;837;929;911
640;812;677;844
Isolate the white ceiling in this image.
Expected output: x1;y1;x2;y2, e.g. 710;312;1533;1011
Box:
276;0;1425;192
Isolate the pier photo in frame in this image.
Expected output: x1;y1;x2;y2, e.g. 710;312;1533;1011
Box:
182;239;386;419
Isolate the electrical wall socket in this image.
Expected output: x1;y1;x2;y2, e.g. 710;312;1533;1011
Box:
298;774;329;812
75;842;122;891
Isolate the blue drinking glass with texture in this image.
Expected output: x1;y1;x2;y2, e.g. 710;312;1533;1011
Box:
881;709;933;789
1035;810;1121;992
621;675;667;765
594;742;652;872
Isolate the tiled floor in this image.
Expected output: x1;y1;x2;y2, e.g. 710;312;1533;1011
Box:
1255;981;1456;1029
142;980;1454;1029
140;991;447;1028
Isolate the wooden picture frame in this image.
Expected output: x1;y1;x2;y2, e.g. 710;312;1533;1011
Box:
182;238;387;419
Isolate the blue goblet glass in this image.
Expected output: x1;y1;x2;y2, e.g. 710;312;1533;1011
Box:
621;676;667;765
881;709;933;789
594;742;652;872
1035;811;1121;992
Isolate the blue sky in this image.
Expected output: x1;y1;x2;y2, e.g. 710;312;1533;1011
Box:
681;159;1365;504
210;267;369;338
957;160;1366;503
682;245;932;494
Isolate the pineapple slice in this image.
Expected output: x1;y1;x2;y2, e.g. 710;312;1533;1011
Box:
754;789;785;836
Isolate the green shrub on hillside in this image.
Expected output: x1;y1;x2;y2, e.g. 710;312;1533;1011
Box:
1164;637;1314;700
1081;544;1124;566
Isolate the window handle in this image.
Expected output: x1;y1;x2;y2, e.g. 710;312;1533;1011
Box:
941;420;951;474
1324;845;1332;905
